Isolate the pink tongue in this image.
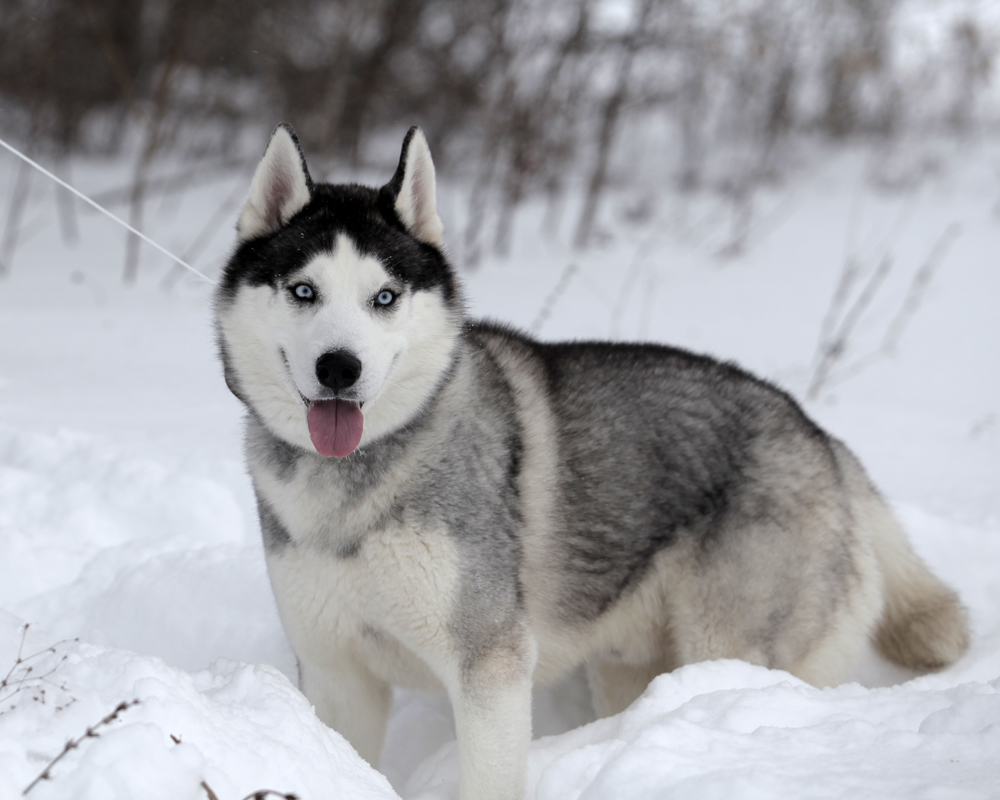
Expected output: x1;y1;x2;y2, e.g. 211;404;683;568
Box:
307;400;364;458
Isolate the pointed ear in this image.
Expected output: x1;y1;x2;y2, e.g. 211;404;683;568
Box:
382;127;444;247
238;123;312;242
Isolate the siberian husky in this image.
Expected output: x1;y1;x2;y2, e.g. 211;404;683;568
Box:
215;124;969;800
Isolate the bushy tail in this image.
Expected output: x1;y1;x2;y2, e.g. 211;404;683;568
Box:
870;507;969;670
832;440;969;671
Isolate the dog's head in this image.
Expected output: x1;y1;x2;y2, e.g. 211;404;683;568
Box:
216;125;462;457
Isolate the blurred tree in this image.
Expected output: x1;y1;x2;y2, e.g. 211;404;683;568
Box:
0;0;994;279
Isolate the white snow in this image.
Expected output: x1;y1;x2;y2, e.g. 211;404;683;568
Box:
0;136;998;799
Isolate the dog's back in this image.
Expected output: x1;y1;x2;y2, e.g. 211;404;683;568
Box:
473;322;967;693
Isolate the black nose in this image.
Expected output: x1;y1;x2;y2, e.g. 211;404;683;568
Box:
315;350;362;392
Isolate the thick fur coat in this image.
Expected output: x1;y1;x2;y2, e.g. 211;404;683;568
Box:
215;125;969;800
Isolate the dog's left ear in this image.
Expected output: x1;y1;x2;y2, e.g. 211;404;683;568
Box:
382;127;444;247
238;123;312;243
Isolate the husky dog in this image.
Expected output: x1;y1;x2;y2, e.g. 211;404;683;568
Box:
216;124;969;800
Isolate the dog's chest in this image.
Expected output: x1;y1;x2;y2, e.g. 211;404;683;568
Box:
250;451;461;688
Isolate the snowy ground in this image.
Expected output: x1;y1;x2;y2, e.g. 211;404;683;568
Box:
0;137;998;799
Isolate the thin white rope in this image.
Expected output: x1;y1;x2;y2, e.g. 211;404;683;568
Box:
0;135;217;284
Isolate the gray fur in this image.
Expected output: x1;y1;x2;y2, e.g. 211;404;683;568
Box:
218;125;969;800
245;319;873;665
255;494;292;552
247;342;528;665
479;325;855;632
336;538;362;559
428;344;526;671
231;270;968;799
246;414;301;482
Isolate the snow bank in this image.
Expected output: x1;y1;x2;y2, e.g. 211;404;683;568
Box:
518;662;1000;800
0;134;998;798
5;611;1000;800
0;613;396;800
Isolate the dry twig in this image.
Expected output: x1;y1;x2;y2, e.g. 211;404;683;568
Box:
23;699;140;794
531;262;580;335
200;781;299;800
807;223;961;400
0;624;77;715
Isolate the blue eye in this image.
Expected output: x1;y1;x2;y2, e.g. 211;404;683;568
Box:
293;283;314;300
376;290;396;306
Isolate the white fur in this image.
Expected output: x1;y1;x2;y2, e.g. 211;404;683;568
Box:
395;129;444;247
232;280;960;799
254;420;536;800
266;513;461;762
218;233;459;454
230;281;893;796
222;127;966;800
238;125;311;242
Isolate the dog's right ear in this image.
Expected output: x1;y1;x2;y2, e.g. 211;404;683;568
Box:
237;123;312;243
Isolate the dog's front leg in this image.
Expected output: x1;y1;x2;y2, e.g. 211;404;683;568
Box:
299;653;392;768
449;637;536;800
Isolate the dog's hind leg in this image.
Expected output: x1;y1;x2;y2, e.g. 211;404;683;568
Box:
585;655;675;718
586;633;678;718
299;654;392;768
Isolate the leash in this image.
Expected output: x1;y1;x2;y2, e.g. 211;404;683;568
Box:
0;135;218;285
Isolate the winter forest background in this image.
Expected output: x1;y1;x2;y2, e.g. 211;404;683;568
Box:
1;1;999;799
3;0;1000;275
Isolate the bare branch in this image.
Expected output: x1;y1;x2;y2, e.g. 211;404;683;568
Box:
0;157;34;278
531;262;580;336
23;700;140;795
881;223;962;355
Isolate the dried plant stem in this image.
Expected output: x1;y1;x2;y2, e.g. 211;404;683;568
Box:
823;224;961;389
574;0;655;248
201;782;299;800
807;223;961;400
807;255;892;400
881;223;962;355
531;262;579;335
55;157;79;244
0;156;34;277
0;625;77;712
23;699;140;794
201;781;221;800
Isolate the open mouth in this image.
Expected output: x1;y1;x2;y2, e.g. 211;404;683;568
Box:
306;398;364;458
280;348;365;458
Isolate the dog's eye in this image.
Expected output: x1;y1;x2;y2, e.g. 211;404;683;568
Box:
292;283;315;301
375;289;396;307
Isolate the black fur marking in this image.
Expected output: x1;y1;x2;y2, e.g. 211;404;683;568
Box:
337;539;362;559
266;433;301;482
256;494;293;552
360;622;382;641
274;122;314;192
219;126;456;310
245;411;303;482
220;182;456;304
381;126;418;209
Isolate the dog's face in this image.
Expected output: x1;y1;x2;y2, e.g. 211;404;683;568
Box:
216;125;461;457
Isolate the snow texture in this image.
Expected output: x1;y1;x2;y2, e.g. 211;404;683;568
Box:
0;138;998;799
